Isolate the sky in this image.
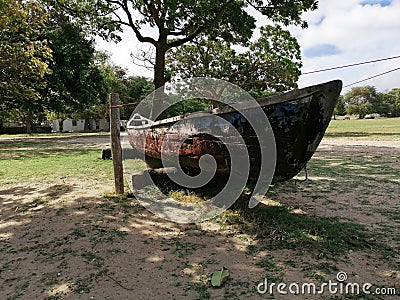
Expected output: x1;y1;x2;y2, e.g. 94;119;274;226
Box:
96;0;400;93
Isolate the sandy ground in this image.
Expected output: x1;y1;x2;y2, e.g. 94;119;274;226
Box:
321;137;400;149
0;136;399;299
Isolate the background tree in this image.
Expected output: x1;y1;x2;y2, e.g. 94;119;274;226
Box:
88;52;154;122
0;0;52;133
121;76;154;119
383;88;400;117
375;92;394;117
167;25;302;98
333;95;346;119
42;13;108;123
344;86;379;119
346;102;372;119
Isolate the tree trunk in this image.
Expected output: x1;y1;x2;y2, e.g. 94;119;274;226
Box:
151;40;168;119
84;119;90;131
154;44;167;90
0;119;4;134
59;119;64;132
26;113;32;134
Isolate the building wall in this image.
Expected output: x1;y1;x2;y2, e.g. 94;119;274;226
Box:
62;119;85;132
51;119;108;132
52;122;60;132
98;119;109;131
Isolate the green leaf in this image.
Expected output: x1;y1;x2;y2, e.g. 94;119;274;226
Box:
211;267;230;287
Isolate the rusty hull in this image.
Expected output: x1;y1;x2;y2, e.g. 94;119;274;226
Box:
127;80;342;183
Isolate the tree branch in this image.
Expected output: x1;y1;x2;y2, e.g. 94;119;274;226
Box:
193;40;210;70
245;0;274;11
121;0;157;46
131;46;155;70
106;0;123;5
143;0;163;29
168;30;185;36
167;0;235;49
168;22;193;36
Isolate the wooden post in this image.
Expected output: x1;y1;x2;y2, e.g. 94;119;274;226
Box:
110;93;124;195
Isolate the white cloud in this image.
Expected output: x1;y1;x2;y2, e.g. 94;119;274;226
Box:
293;0;400;92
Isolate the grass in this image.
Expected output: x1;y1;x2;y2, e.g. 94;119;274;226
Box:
326;117;400;139
218;203;374;259
0;136;114;185
0;131;109;140
255;257;285;282
0;149;113;185
303;152;400;194
168;190;205;203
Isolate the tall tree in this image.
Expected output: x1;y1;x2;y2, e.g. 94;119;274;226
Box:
48;0;318;91
344;86;379;119
333;95;346;119
90;52;154;121
0;0;52;133
386;88;400;117
167;25;302;98
42;13;108;117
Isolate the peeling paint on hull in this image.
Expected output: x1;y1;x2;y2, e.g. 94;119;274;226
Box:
127;80;342;184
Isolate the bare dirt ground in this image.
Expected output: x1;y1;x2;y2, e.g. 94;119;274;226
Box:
0;136;399;299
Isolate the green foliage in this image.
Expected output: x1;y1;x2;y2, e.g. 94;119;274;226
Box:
167;38;235;79
92;53;154;120
211;267;230;287
95;51;128;94
86;54;129;121
344;86;379;119
45;0;318;89
346;102;372;119
243;25;302;95
252;0;319;28
0;2;112;130
159;98;210;119
42;13;108;118
0;0;52;131
0;0;52;101
1;0;321;128
43;0;318;121
343;86;400;118
48;0;318;44
167;25;302;98
121;76;154;119
333;95;346;117
386;88;400;117
44;0;121;42
375;92;394;116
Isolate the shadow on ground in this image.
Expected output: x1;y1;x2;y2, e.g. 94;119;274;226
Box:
0;138;399;299
1;180;399;299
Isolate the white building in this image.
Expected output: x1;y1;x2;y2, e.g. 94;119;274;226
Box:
52;119;109;132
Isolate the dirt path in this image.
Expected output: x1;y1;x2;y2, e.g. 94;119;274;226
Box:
0;135;399;299
321;137;400;149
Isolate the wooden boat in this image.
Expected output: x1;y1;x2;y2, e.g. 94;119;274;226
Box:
126;80;342;184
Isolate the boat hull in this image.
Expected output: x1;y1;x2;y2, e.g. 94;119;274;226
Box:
127;80;342;184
